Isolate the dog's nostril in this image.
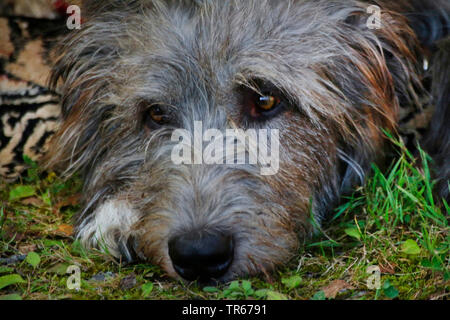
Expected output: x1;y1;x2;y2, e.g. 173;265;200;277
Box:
168;231;234;281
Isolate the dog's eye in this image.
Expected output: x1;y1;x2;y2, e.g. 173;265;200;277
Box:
255;94;281;112
144;104;172;128
149;106;165;123
238;79;287;121
240;85;285;120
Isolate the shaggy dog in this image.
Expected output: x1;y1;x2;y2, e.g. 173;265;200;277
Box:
47;0;449;282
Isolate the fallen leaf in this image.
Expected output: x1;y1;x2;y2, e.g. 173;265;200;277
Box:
54;194;81;211
18;244;37;254
21;197;44;207
55;224;74;237
379;263;396;274
321;280;354;299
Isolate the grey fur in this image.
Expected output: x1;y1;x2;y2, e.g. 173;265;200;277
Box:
47;0;448;281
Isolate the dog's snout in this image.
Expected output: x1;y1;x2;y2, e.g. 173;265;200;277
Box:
168;231;234;281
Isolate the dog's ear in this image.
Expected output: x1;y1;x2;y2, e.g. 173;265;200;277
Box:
336;1;449;200
330;4;423;194
46;8;126;176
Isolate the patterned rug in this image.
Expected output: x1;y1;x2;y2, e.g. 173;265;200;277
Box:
0;1;80;180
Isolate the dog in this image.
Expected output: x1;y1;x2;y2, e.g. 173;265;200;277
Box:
46;0;449;282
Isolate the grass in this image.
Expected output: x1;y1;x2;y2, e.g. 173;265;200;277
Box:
0;141;448;300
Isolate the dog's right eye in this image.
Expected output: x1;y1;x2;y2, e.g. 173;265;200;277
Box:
238;80;287;122
144;105;172;129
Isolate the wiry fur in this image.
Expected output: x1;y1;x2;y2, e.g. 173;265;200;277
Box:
46;0;449;281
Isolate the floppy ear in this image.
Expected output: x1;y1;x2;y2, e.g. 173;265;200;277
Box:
46;8;125;176
333;4;422;194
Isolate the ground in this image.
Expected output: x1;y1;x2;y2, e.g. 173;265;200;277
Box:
0;139;448;300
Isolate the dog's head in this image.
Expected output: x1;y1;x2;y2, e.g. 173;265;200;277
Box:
48;0;419;282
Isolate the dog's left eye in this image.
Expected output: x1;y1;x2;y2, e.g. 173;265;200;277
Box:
255;94;281;113
143;104;173;129
247;92;285;120
240;84;286;120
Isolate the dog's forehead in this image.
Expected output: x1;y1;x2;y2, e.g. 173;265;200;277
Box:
126;0;348;98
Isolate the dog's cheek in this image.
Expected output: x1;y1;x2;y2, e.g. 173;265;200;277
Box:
270;115;340;224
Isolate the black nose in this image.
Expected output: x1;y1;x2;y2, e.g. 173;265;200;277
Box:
168;231;234;281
